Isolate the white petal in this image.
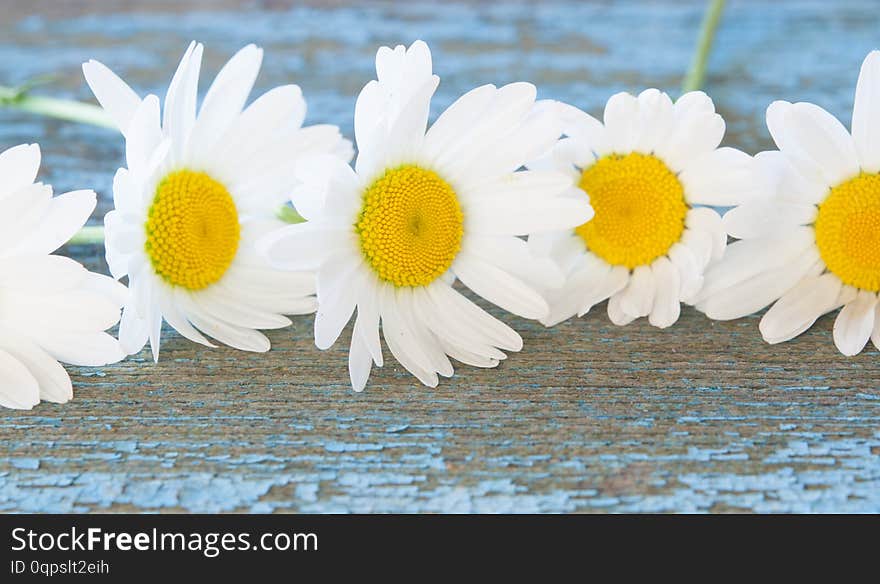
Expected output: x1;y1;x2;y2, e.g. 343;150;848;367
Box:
832;291;877;356
681;229;713;270
766;100;859;188
380;288;438;387
82;60;141;133
0;348;39;409
163;41;203;163
686;207;726;260
0;182;52;253
314;256;361;350
648;256;681;328
0;143;41;199
188;44;263;161
157;288;215;348
353;285;382;366
554;101;608;157
655;91;725;173
258;222;351;272
634;88;674;153
125;95;163;177
464;235;565;290
692;227;815;304
580;264;629;317
754;150;828;205
607;292;636;326
378;75;439;169
619;264;655;318
0;254;87;293
852;51;880;173
872;302;880;351
680;147;762;206
696;241;821;320
13;190;96;255
185;309;270;353
453;253;548;319
721;200;817;240
668;242;703;302
35;332;126;367
603;92;638;153
467;194;593;236
0;335;71;404
211;85;306;171
451;103;563;186
759;273;841;344
118;302;149;355
430;83;538;176
348;332;373;392
424;84;497;161
427;283;522;351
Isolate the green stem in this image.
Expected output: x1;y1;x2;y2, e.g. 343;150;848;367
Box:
0;86;115;128
276;205;305;225
681;0;727;94
67;225;106;246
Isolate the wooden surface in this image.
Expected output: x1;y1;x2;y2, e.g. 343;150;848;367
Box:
1;0;879;513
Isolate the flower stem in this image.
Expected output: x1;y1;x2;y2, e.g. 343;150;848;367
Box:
277;205;305;225
681;0;727;94
0;86;115;128
67;225;106;246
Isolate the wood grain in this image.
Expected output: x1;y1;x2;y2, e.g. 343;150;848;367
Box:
1;0;879;513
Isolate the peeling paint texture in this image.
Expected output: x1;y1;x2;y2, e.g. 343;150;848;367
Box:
1;0;879;513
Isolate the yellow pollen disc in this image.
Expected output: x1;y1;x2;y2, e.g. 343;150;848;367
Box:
815;172;880;292
356;165;464;288
575;152;688;269
145;169;240;291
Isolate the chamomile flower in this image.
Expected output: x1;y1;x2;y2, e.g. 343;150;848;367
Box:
528;90;759;328
83;42;351;360
0;144;125;409
695;51;880;356
259;41;592;390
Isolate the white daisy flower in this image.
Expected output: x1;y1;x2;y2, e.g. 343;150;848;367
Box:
259;41;592;390
695;50;880;356
0;143;126;409
528;89;759;328
83;42;352;360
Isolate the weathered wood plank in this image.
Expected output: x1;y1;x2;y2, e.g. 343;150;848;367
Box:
1;0;879;512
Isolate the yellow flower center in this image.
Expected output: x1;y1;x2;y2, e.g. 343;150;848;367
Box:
356;165;464;287
815;172;880;292
144;169;240;291
575;152;688;269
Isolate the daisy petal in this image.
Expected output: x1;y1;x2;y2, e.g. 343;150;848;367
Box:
721;200;817;240
0;335;71;404
680;147;761;206
607;292;636;326
82;60;141;133
832;291;877;356
648;256;681;328
0;348;39;410
348;332;373;392
454;254;548;320
0;144;41;199
619;264;655;318
759;273;841;344
603;92;638;153
853;51;880;173
766;100;859;188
